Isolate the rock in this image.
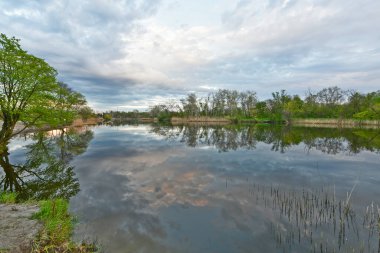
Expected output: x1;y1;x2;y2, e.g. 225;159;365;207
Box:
0;204;42;253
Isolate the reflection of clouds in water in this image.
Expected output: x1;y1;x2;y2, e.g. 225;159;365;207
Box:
123;149;186;168
109;125;167;141
198;145;216;150
96;142;287;249
135;168;213;208
102;143;215;209
8;144;25;152
70;127;185;252
71;164;175;252
7;137;34;153
70;125;380;253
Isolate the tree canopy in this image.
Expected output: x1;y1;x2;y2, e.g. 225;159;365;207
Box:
148;86;380;122
0;34;89;148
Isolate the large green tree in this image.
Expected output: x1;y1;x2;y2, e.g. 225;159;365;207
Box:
0;34;84;149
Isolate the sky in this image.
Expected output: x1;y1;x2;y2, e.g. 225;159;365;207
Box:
1;0;379;111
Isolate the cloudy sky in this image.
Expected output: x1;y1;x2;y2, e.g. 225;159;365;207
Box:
1;0;379;111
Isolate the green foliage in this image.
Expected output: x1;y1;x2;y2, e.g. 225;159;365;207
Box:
254;101;270;118
284;95;304;118
0;34;91;146
78;106;96;121
103;113;112;122
269;90;291;120
181;93;199;116
148;104;173;121
0;191;17;203
147;86;380;121
352;93;380;120
353;111;373;120
0;34;57;141
49;82;87;127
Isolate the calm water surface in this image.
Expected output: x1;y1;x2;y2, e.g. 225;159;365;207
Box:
3;124;380;252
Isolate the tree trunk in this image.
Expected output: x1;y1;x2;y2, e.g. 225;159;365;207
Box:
0;148;22;192
0;115;17;149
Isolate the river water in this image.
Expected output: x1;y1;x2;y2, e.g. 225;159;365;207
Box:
3;124;380;252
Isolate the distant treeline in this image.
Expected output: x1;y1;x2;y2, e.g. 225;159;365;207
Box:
99;110;151;121
148;86;380;121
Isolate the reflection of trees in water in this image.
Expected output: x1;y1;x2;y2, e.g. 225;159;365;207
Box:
0;128;94;200
151;125;259;152
300;128;380;155
150;124;380;154
150;125;294;152
303;137;346;155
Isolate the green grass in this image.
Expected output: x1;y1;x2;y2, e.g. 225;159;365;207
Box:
0;192;98;252
0;194;99;253
31;199;99;252
33;199;73;244
0;191;17;204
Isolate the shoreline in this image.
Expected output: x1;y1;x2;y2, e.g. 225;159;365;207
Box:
170;116;284;124
8;117;103;135
170;117;380;128
290;118;380;128
171;116;231;124
0;195;97;253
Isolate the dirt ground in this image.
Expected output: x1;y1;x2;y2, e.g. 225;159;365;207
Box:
0;204;41;253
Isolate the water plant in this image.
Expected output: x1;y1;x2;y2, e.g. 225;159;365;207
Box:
248;183;379;252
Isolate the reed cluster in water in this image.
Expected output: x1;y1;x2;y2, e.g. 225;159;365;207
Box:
247;183;379;253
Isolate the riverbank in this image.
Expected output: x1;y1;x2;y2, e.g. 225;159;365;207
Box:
0;193;97;253
8;117;103;135
170;117;380;128
171;117;231;124
111;117;158;123
170;116;283;124
71;118;103;127
290;118;380;128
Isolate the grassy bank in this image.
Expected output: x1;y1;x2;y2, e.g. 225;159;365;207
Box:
170;116;380;128
0;192;98;253
32;199;98;253
291;118;380;128
71;117;103;127
230;117;285;124
171;116;231;123
171;116;286;125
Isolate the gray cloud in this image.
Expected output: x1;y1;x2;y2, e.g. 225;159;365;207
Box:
1;0;163;110
1;0;379;110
